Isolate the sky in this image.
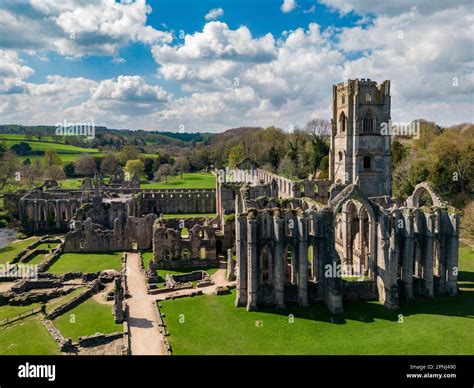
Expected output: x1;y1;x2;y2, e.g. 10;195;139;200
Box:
0;0;473;132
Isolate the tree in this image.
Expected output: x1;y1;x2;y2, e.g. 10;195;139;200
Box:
101;154;119;175
154;163;172;183
0;151;20;190
227;144;245;168
74;155;97;177
118;146;140;164
173;156;190;178
278;155;298;179
10;142;32;156
44;164;66;181
21;162;42;188
44;149;62;167
63;162;75;177
125;159;145;178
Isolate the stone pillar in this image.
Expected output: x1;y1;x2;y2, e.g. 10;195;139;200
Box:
227;248;235;281
402;210;414;299
297;216;309;307
422;213;435;297
273;216;286;308
446;213;460;296
246;218;258;311
235;216;248;307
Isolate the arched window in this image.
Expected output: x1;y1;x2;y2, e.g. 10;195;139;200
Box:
338;151;343;162
261;246;271;283
362;111;376;133
341;94;345;105
366;93;372;102
308;245;315;280
285;245;294;284
339;111;346;132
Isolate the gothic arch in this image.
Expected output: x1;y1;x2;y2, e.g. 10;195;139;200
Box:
339;111;346;132
406;182;444;208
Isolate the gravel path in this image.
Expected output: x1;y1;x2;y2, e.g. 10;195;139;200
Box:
125;253;166;355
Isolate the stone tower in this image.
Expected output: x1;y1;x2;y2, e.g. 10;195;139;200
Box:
329;78;392;197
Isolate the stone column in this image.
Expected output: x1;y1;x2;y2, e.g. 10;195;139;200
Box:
422;213;435;297
246;218;258;311
402;210;414;299
446;213;460;296
297;216;309;307
227;248;236;281
235;216;248;307
273;216;286;308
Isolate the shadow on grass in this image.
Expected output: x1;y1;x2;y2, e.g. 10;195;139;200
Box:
251;286;474;326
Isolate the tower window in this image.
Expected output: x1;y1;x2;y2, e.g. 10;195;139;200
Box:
339;111;346;132
341;94;345;104
362;110;376;133
366;93;372;102
363;156;371;169
338;151;343;162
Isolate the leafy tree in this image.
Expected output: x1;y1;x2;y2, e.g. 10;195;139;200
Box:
278;155;298;179
173;156;190;178
10;142;32;156
228;144;245;169
0;151;20;190
44;149;62;167
154;163;172;183
74;155;97;177
63;162;75;177
125;159;145;178
101;154;119;175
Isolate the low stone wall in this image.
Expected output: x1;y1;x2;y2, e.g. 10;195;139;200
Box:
77;332;124;347
11;279;62;293
155;302;172;355
47;281;99;319
41;316;74;352
155;259;218;269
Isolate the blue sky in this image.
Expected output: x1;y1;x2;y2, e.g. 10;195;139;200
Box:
0;0;472;131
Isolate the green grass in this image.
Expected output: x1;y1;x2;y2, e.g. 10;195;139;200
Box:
0;303;40;321
34;242;59;251
0;236;41;264
47;252;122;274
162;213;217;219
59;179;83;189
0;316;60;355
141;172;215;189
53;298;122;341
45;287;87;314
0;137;99;154
23;251;47;265
160;246;474;355
142;251;154;269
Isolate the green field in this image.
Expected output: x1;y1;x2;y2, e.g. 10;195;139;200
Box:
141;172;215;189
162;213;217;219
0;303;40;322
0;317;60;355
160;246;474;355
0;237;40;264
47;252;122;274
45;287;87;314
142;251;154;269
53;298;122;341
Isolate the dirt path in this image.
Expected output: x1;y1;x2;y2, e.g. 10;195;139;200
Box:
125;253;166;355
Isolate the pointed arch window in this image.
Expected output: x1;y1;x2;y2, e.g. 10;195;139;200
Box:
339;111;346;133
362;110;376;133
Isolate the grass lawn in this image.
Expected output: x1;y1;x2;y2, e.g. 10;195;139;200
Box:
162;213;217;219
160;246;474;355
59;179;83;189
53;298;122;341
47;252;122;274
0;316;60;355
45;287;87;314
24;251;47;265
0;236;40;264
142;251;154;269
34;243;59;251
141;172;215;189
0;303;40;322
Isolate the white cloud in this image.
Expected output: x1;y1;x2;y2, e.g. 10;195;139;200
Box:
304;5;316;14
204;8;224;21
0;0;172;57
281;0;297;13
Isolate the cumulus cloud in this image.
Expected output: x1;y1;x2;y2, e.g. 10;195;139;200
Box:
281;0;297;13
204;8;224;21
0;0;172;57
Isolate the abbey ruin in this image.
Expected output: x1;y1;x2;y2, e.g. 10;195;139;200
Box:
8;79;461;314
